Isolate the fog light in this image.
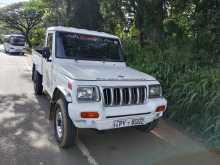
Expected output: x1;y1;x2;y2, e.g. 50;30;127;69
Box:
81;112;99;119
156;105;166;112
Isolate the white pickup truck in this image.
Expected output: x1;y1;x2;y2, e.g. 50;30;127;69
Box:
32;26;167;148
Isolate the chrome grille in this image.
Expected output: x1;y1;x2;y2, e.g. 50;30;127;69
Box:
103;86;147;106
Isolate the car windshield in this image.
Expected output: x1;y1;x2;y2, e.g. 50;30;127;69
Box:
56;32;124;62
10;36;25;46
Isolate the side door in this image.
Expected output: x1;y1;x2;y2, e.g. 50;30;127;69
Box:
43;32;54;95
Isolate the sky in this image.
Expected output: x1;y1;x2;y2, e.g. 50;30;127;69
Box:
0;0;29;8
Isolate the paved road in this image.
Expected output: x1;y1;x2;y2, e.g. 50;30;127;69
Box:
0;47;219;165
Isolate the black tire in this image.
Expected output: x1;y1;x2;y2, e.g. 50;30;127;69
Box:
32;65;35;81
34;71;43;95
136;119;159;132
54;99;76;148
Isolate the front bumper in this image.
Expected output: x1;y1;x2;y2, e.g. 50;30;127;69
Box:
73;113;161;130
68;97;167;130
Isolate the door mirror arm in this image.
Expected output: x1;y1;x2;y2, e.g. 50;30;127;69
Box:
42;47;51;60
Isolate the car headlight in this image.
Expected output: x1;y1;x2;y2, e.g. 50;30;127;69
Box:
149;85;162;98
77;86;100;102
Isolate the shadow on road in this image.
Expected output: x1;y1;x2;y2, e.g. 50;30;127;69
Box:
0;94;88;165
5;53;25;56
0;94;84;165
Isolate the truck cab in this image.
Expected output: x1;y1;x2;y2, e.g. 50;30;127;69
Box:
32;26;167;148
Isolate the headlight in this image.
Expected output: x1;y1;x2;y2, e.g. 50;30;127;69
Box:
149;85;162;98
77;86;100;102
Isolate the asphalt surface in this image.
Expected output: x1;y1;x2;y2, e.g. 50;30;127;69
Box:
0;45;219;165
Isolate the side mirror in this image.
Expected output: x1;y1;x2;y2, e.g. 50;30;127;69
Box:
42;47;50;59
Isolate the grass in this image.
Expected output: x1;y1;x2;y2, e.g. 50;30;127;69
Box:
123;38;220;150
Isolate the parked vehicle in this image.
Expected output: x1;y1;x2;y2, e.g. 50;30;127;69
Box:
3;34;26;55
32;26;167;148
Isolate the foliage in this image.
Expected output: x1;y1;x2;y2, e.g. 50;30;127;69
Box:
100;0;128;34
39;0;103;30
0;1;44;47
68;0;103;30
167;68;220;149
30;28;46;47
123;37;220;149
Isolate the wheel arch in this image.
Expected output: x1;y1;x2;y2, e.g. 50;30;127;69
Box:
49;86;72;120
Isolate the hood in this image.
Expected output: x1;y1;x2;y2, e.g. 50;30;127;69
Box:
56;60;156;81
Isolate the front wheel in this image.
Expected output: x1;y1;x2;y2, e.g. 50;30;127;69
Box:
54;99;77;148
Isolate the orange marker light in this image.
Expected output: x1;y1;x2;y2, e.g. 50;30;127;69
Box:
156;105;166;112
81;112;99;119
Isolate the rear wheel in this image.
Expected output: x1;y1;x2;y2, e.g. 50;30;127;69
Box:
32;65;35;81
34;71;43;95
136;119;159;132
54;99;77;148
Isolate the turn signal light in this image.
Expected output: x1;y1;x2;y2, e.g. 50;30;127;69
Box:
156;105;166;112
81;112;99;119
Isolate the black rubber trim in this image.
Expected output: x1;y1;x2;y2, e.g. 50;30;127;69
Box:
106;112;151;119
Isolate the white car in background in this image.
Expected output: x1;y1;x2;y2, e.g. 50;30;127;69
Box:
32;26;167;148
3;34;26;55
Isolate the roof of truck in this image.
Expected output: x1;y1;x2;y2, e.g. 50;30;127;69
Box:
47;26;119;39
4;34;24;37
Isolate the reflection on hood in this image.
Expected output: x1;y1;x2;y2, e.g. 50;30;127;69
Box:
56;60;156;81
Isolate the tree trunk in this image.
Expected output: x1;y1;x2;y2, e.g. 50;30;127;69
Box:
25;32;32;48
139;31;145;47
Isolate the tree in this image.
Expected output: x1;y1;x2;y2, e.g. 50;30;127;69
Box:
0;2;43;47
100;0;125;33
100;0;166;44
68;0;103;30
134;0;166;45
40;0;66;26
40;0;103;30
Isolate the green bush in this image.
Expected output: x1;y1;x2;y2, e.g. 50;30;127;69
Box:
30;28;46;48
122;38;220;149
167;68;220;149
123;38;197;91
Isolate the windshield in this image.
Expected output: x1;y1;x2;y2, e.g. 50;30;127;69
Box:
10;36;25;46
56;32;124;62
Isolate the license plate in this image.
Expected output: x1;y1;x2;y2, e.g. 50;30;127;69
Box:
113;118;145;128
